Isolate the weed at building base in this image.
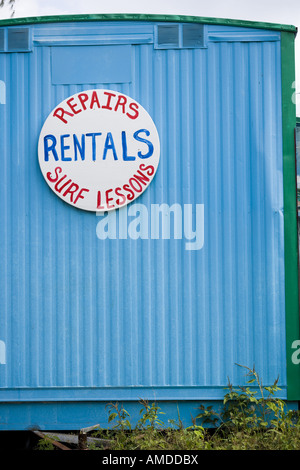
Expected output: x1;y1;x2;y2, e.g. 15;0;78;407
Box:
35;365;300;450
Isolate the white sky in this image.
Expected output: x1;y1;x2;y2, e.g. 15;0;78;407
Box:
1;0;300;114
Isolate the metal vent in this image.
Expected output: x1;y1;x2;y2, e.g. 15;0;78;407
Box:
155;23;206;49
182;24;204;48
157;24;179;48
0;29;4;52
7;28;30;52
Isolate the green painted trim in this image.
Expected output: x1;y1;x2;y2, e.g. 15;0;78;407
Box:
296;117;300;124
0;13;297;33
281;31;300;401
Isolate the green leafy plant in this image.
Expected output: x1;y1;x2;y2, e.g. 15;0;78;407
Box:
35;436;55;451
105;402;132;431
193;364;300;450
36;365;300;451
137;399;165;430
195;364;286;431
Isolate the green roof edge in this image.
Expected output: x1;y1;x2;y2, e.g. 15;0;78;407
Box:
0;13;297;33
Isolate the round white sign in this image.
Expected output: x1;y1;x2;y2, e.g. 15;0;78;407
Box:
38;89;160;211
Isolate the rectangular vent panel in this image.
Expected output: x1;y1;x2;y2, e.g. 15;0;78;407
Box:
7;28;30;52
155;23;206;49
0;29;4;52
157;24;179;48
182;24;204;48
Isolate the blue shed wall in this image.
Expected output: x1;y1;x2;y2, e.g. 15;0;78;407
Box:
0;20;287;428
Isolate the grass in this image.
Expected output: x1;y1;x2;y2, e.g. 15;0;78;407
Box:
36;365;300;451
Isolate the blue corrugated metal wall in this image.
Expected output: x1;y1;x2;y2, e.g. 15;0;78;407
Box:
0;21;286;417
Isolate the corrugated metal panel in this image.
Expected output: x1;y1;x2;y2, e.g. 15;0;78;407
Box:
0;22;286;401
